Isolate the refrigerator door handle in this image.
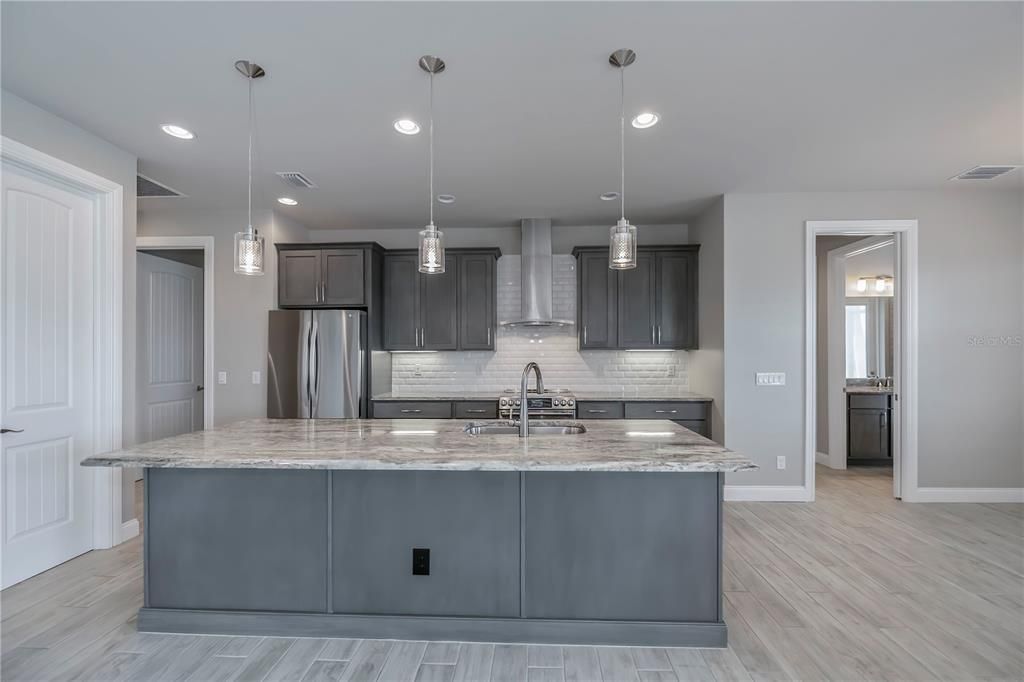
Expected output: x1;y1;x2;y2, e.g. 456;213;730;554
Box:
310;314;321;417
298;313;313;417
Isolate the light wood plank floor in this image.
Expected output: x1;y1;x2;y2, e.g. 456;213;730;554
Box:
2;467;1021;681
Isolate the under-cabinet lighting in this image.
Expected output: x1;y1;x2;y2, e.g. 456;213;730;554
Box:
390;430;438;435
627;432;674;437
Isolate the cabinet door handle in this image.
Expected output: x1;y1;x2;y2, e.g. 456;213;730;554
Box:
654;409;678;414
657;325;662;344
587;409;607;414
651;326;655;344
487;327;491;346
401;409;422;414
1;428;24;434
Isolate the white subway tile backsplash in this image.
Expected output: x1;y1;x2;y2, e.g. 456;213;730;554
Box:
390;255;690;396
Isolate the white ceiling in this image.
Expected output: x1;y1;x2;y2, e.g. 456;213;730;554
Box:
3;1;1021;230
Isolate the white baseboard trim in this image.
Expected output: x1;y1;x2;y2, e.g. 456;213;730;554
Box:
815;452;829;465
912;487;1024;503
120;518;140;543
724;485;812;502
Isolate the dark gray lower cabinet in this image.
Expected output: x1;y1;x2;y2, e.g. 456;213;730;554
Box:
331;471;520;617
524;472;720;622
847;393;892;460
146;469;328;613
142;468;726;646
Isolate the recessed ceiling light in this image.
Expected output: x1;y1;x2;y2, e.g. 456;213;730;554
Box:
437;194;455;204
600;191;620;201
393;119;421;135
161;124;195;140
631;112;659;129
277;197;298;206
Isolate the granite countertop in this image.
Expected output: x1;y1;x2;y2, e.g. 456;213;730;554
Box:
372;392;713;402
844;386;894;394
82;418;755;473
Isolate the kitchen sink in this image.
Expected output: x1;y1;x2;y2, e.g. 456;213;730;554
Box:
463;421;587;436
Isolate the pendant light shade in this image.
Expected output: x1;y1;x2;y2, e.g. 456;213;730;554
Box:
234;60;266;276
608;49;638;270
418;55;446;274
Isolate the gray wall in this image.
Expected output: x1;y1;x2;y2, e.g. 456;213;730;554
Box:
687;198;725;443
723;190;1024;490
310;223;689;254
138;207;309;425
814;235;863;454
2;90;140;522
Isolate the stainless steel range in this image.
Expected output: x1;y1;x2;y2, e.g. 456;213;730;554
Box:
498;389;576;419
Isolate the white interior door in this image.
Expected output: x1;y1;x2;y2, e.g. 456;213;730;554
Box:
1;164;96;589
136;252;203;445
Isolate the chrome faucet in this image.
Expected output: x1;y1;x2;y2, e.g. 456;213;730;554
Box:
519;362;544;438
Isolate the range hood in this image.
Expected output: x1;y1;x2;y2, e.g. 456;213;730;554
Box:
502;218;574;327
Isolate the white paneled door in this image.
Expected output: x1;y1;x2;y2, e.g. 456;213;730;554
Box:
136;252;203;445
1;164;96;589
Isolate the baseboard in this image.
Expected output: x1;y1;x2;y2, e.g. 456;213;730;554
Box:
724;485;811;502
120;518;140;543
911;487;1024;503
815;452;829;465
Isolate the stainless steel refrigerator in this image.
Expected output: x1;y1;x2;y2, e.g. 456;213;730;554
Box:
267;310;367;418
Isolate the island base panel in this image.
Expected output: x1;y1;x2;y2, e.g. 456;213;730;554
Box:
142;468;726;647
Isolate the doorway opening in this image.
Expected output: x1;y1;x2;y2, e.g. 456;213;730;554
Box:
805;221;919;502
135;236;214;448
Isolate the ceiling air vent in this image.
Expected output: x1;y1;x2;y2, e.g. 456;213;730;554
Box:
136;174;184;198
951;165;1021;181
276;171;317;189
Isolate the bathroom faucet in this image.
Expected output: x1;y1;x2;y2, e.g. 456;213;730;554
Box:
519;362;544;438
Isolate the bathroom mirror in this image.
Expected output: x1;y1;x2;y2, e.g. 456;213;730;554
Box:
845;297;893;379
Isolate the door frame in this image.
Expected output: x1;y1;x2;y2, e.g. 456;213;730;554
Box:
824;235;894;470
136;235;215;428
805;220;919;502
1;136;125;550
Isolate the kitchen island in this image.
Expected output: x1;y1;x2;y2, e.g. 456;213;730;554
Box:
84;418;755;647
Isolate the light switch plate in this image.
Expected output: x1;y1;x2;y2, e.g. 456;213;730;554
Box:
756;372;786;386
777;456;786;470
251;370;261;385
217;371;228;385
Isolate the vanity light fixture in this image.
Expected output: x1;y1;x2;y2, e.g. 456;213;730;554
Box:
161;124;195;140
631;111;659;129
856;278;869;293
874;275;892;293
394;118;421;135
607;49;638;270
417;55;447;274
233;60;266;276
277;197;298;206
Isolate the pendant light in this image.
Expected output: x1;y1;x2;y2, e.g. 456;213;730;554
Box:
418;55;446;274
608;49;638;270
233;60;266;276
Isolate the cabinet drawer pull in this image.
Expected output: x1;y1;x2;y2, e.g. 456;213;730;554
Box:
400;409;422;414
587;409;607;414
466;409;488;414
654;409;678;414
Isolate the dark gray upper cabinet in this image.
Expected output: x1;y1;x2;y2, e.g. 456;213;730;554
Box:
383;249;500;351
322;249;365;306
458;252;497;350
420;255;458;350
277;243;381;310
383;253;421;350
573;245;700;350
617;251;657;349
278;250;322;307
577;251;618;349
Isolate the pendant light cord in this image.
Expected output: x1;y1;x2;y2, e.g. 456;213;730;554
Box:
428;70;435;229
247;70;254;235
619;64;625;222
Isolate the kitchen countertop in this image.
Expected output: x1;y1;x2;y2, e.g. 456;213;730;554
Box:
82;418;754;473
844;386;894;394
371;392;713;402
